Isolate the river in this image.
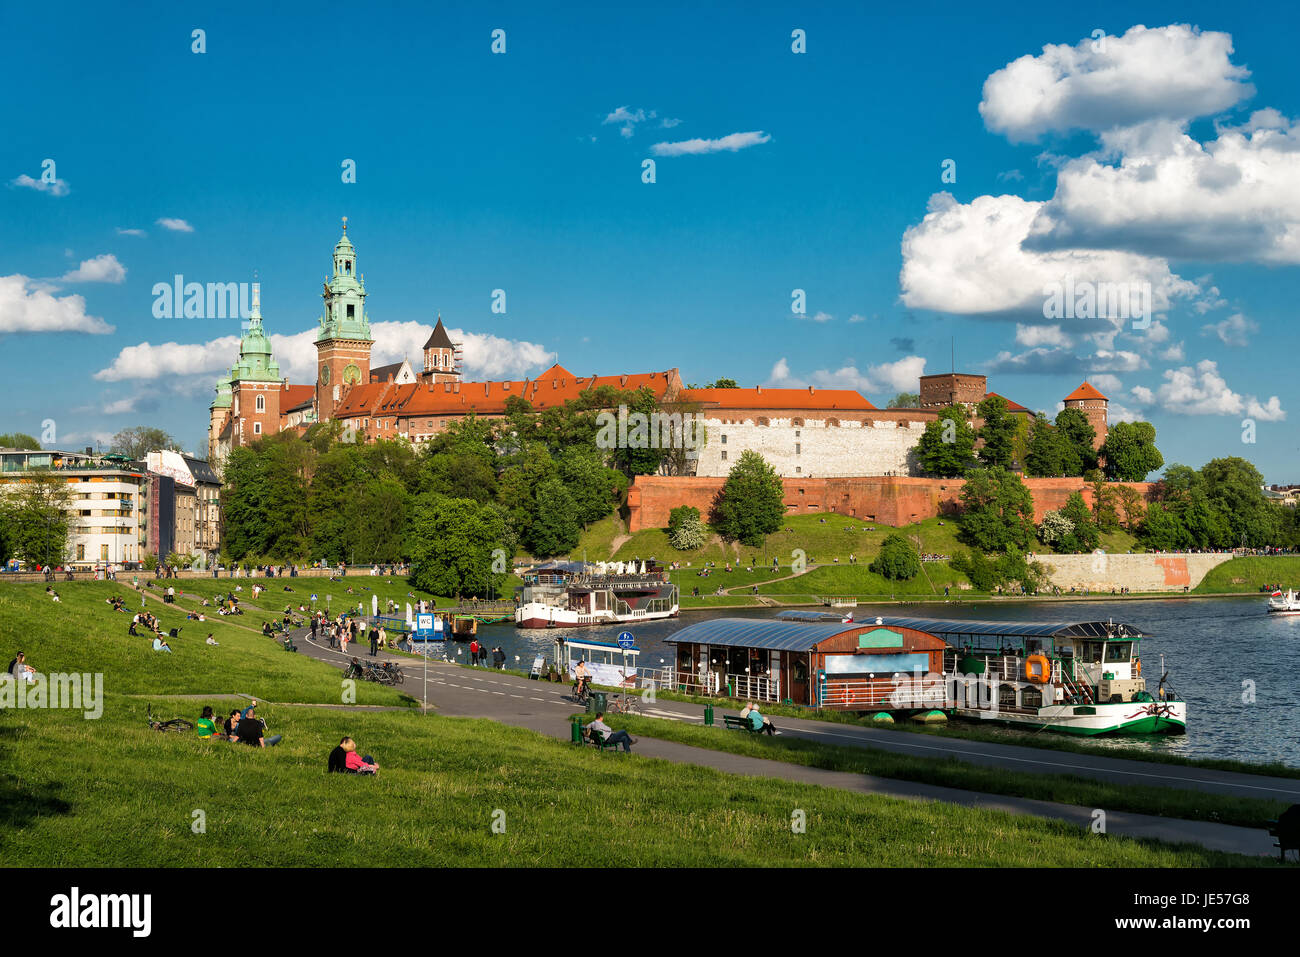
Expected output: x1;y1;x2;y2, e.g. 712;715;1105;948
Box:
417;596;1300;768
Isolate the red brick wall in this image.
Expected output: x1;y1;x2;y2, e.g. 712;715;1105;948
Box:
625;475;1154;531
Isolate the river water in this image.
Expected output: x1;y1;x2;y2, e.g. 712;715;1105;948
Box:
417;596;1300;768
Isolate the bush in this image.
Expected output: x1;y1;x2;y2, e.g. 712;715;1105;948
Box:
1038;510;1074;547
668;514;707;550
869;534;921;581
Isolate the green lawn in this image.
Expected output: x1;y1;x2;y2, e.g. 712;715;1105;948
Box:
1194;556;1300;594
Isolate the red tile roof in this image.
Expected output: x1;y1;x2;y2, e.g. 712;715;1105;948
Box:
984;391;1031;413
281;383;315;412
1064;381;1108;402
679;387;875;411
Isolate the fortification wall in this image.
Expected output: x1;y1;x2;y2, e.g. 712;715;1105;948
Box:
1036;552;1235;592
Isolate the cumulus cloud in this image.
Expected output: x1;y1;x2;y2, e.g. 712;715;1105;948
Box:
156;217;194;233
1201;312;1259;346
11;173;69;196
0;274;114;334
603;106;652;138
765;355;926;397
1015;323;1072;348
979;24;1252;142
61;254;126;284
1154;359;1284;420
985;345;1144;376
1090;374;1124;394
650;131;770;156
900;192;1197;325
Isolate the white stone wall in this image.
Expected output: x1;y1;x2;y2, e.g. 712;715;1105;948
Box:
693;415;925;477
1037;552;1235;592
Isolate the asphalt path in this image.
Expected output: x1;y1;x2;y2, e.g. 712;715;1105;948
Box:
289;625;1286;858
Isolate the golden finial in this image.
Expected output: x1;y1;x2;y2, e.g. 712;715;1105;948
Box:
342;216;348;232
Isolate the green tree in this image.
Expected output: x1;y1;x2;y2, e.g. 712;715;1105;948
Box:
1139;502;1190;550
1024;415;1076;477
1089;480;1121;533
870;533;921;580
558;446;627;527
1054;408;1097;475
526;478;581;557
111;426;180;459
1;470;72;567
1101;421;1164;481
0;432;42;450
957;466;1035;552
1057;491;1100;552
668;508;707;550
1037;510;1074;548
917;406;977;477
975;394;1017;469
887;392;919;409
407;494;508;598
711;450;786;547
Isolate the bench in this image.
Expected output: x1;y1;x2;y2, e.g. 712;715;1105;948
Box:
1266;804;1300;861
583;725;616;752
723;714;762;733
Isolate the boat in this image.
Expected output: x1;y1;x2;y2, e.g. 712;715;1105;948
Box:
451;615;478;639
1267;589;1300;614
555;635;639;688
515;560;678;629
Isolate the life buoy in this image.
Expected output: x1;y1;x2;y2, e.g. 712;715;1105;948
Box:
1024;653;1051;684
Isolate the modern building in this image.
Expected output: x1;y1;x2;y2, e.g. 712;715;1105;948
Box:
0;448;148;569
145;450;221;562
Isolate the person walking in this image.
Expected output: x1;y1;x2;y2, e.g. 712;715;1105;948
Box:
368;624;379;657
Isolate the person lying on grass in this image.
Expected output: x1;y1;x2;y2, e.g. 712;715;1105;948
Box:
328;737;378;774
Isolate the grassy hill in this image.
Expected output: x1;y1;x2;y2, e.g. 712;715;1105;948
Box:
0;581;1255;867
1194;556;1300;594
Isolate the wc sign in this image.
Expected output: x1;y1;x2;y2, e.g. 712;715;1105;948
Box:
416;613;435;639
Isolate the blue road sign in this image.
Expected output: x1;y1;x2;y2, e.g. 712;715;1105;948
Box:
617;631;635;649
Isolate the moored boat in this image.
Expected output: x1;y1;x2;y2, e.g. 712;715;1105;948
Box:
515;560;678;628
1267;589;1300;614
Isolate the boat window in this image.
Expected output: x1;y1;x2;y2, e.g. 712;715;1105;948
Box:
1081;642;1103;663
1104;642;1132;663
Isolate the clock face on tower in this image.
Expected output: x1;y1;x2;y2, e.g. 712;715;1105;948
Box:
320;364;331;385
343;363;362;385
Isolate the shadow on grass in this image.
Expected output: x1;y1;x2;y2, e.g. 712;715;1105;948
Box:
0;724;73;837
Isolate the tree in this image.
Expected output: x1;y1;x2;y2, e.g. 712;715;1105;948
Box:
887;392;919;409
668;507;707;550
957;467;1035;552
1;470;72;567
526;478;581;557
558;447;627;527
975;395;1016;469
917;405;977;477
1057;491;1100;552
1200;457;1277;547
870;533;921;580
1138;502;1189;551
1089;480;1121;533
1037;510;1075;547
1024;415;1076;477
711;450;785;547
1113;484;1147;529
1054;408;1097;475
686;378;738;389
1101;421;1163;481
407;494;508;598
111;426;180;460
0;432;42;450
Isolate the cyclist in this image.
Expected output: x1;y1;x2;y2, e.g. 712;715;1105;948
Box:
573;660;591;700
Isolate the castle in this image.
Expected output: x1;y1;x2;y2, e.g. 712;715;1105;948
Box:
208;222;1108;477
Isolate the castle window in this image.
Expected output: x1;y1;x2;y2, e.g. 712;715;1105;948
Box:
253;422;262;435
255;395;265;412
347;304;355;319
721;451;727;461
795;443;801;455
721;434;727;444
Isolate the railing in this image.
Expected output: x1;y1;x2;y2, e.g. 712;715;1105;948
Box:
657;669;779;702
817;678;947;710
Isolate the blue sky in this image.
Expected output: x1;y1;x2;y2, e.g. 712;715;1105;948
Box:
4;0;1299;480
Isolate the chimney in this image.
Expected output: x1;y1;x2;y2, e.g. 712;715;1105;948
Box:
453;382;459;393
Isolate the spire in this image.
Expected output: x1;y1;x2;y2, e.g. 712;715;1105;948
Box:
249;282;261;322
423;315;455;351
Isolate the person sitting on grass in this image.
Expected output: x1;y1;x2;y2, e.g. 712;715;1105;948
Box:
196;706;226;740
152;636;173;653
586;713;636;752
328;737;378;774
205;633;219;646
234;705;281;747
223;710;242;737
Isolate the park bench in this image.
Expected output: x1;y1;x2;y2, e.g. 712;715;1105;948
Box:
722;714;762;733
582;724;617;753
1265;804;1300;861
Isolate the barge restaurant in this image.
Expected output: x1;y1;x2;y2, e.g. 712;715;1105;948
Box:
663;614;1185;735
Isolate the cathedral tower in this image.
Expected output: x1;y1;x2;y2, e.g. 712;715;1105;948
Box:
316;217;374;422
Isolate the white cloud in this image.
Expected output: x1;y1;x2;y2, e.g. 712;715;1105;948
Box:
156;218;194;233
1107;401;1143;424
61;253;126;284
116;227;147;237
1200;312;1258;346
1159;342;1185;361
899;192;1197;325
803;311;833;323
10;173;69;196
1015;323;1071;347
847;313;867;323
0;274;114;334
651;131;770;157
1131;385;1155;404
979;24;1252;142
603;106;653;138
1090;374;1123;394
1155;359;1284;420
765;355;925;397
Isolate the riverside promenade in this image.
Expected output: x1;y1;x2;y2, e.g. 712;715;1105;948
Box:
289;624;1293;858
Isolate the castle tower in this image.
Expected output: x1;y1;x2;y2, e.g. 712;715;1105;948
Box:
228;283;284;447
316;217;374;422
1063;381;1109;449
208;372;232;464
420;314;460;383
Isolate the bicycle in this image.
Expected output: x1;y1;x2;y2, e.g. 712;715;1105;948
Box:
608;693;642;717
146;705;194;734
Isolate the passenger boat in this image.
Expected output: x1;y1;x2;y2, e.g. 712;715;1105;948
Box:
451;615;478;639
665;614;1186;736
555;635;639;688
515;560;678;629
1267;589;1300;614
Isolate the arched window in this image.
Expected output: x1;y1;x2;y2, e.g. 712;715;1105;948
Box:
255;395;265;412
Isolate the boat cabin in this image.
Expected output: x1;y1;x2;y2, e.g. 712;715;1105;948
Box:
556;636;640;688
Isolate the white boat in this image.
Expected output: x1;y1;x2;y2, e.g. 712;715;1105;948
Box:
1267;589;1300;614
555;635;639;688
515;560;678;629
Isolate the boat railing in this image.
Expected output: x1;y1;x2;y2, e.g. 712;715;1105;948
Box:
818;679;948;710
